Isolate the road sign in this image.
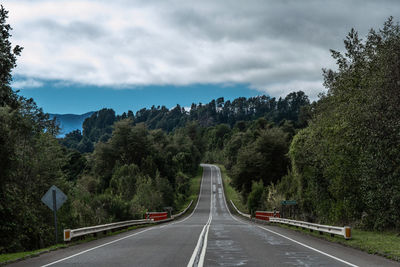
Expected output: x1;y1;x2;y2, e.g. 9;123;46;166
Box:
41;185;67;211
281;200;297;205
41;185;67;244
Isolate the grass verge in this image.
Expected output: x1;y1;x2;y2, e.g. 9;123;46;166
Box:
275;223;400;262
183;167;203;215
0;244;67;265
174;167;202;216
188;167;203;204
1;170;204;265
217;164;248;214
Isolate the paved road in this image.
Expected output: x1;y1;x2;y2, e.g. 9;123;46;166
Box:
10;164;399;266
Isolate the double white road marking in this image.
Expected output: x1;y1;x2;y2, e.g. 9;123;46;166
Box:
187;165;214;267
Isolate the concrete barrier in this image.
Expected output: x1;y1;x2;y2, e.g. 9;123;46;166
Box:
255;211;280;221
146;212;168;221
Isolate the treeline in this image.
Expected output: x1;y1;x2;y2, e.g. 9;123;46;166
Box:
67;120;203;226
280;19;400;230
218;18;400;231
0;6;65;252
61;91;310;153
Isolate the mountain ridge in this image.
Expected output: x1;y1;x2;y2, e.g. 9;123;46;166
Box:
49;111;94;136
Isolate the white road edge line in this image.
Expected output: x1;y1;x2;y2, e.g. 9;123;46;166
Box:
187;164;213;267
42;167;208;266
41;227;153;267
166;164;207;226
255;225;358;267
214;164;358;267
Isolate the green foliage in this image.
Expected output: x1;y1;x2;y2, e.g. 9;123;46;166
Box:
60;130;82;149
132;176;163;212
0;104;67;252
61;92;310;153
247;181;265;214
230;127;289;197
62;150;87;182
76;119;203;224
175;171;189;195
280;18;400;230
218;165;248;213
0;5;22;109
0;12;67;251
109;164;139;199
174;168;202;216
64;120;203;229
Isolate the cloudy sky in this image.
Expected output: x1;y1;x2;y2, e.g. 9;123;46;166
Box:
5;0;400;114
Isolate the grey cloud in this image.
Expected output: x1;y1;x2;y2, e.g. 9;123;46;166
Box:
167;6;266;42
7;0;400;99
166;0;400;48
209;57;274;75
33;19;105;40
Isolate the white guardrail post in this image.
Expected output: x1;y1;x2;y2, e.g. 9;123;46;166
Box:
269;218;351;240
64;199;194;242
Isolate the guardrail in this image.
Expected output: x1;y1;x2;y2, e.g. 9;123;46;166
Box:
64;219;151;241
230;200;251;219
269;217;351;240
64;199;194;241
172;200;193;219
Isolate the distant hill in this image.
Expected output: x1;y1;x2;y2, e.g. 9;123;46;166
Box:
49;112;94;137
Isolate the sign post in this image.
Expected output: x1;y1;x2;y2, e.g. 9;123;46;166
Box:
41;185;67;244
52;189;58;243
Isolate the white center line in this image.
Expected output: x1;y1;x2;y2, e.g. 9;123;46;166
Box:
255;225;358;267
187;165;213;267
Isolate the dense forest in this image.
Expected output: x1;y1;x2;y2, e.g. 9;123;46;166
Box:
228;18;400;231
61;90;310;153
1;3;399;255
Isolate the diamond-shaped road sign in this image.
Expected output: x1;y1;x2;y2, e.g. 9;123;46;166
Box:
41;185;67;211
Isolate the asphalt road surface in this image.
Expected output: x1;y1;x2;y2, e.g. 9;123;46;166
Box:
10;164;399;266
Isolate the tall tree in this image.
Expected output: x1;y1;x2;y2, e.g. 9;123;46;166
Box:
284;18;400;229
0;5;22;108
